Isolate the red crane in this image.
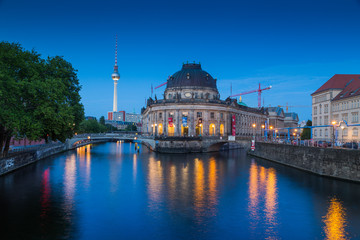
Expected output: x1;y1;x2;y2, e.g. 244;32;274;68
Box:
230;83;272;108
155;76;171;89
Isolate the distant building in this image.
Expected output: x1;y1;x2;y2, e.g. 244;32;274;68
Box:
126;113;142;123
311;74;360;142
85;116;97;120
105;120;140;131
264;107;299;137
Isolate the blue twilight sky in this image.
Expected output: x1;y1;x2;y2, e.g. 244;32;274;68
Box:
1;0;360;121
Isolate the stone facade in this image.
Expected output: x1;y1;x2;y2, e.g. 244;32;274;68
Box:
141;63;266;138
312;74;360;142
250;142;360;182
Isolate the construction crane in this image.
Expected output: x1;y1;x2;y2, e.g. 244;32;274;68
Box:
155;76;170;89
230;83;272;108
275;103;311;112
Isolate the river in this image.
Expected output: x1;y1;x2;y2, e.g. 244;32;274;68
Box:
1;142;360;239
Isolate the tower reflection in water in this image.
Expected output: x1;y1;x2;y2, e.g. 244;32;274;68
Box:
322;197;348;240
146;155;218;223
248;160;278;239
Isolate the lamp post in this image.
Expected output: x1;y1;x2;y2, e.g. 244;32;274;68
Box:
252;123;256;140
331;120;336;148
155;123;158;137
340;124;345;145
269;126;273;141
261;124;265;141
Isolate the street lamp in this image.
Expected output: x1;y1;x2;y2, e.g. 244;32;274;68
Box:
261;124;265;141
252;123;256;139
331;120;337;147
340;124;345;145
269;126;273;141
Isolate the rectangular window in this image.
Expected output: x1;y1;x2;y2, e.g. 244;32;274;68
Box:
314;107;317;115
159;112;162;119
319;116;322;125
353;128;358;136
324;116;328;125
324;104;328;113
197;112;202;118
220;113;224;120
352;112;359;123
210;112;215;119
342;114;348;122
313;117;317;126
343;128;348;136
168;112;174;118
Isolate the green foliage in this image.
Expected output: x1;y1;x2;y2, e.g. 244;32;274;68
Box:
301;120;312;140
0;41;84;156
125;124;137;131
79;119;107;133
99;116;105;126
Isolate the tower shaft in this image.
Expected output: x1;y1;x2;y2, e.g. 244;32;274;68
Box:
113;81;118;112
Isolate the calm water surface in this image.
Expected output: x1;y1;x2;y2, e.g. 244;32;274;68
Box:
1;142;360;240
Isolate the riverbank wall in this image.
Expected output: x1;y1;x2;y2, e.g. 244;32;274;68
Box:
249;142;360;182
0;143;66;176
0;139;110;177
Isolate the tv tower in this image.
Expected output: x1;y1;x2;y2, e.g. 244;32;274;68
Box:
111;35;120;112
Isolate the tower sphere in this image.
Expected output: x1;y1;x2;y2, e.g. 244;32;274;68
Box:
112;72;120;81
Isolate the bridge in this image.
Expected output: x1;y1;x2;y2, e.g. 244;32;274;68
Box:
67;133;251;153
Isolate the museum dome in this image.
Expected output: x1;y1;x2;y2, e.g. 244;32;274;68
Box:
166;63;218;90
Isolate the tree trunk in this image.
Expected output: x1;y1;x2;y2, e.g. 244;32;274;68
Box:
0;125;5;157
3;131;12;157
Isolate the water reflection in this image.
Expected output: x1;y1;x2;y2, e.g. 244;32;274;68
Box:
40;168;51;228
63;154;77;220
248;160;278;239
323;197;348;240
2;143;360;240
145;155;220;226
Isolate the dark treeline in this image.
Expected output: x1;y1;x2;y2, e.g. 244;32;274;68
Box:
0;42;84;157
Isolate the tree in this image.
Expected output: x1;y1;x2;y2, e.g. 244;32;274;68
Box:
79;119;106;133
125;124;137;131
301;120;312;140
99;116;105;126
0;42;84;157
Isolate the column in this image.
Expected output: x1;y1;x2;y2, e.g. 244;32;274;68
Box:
190;110;195;136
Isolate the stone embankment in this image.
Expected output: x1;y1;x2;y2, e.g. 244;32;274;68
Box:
249;142;360;182
0;143;66;176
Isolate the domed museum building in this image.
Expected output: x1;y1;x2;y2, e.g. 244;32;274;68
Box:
141;63;266;138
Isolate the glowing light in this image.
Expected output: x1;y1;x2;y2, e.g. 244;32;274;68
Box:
323;197;348;240
252;123;256;128
332;121;337;125
261;125;265;129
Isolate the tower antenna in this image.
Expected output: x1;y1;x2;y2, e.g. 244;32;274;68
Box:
112;34;120;112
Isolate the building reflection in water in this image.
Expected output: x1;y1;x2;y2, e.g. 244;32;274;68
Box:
248;160;278;239
77;145;91;189
147;156;164;212
146;155;219;223
63;154;77;221
40;168;51;230
323;197;348;240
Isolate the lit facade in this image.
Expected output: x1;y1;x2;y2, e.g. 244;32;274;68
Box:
141;63;266;137
312;74;360;142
